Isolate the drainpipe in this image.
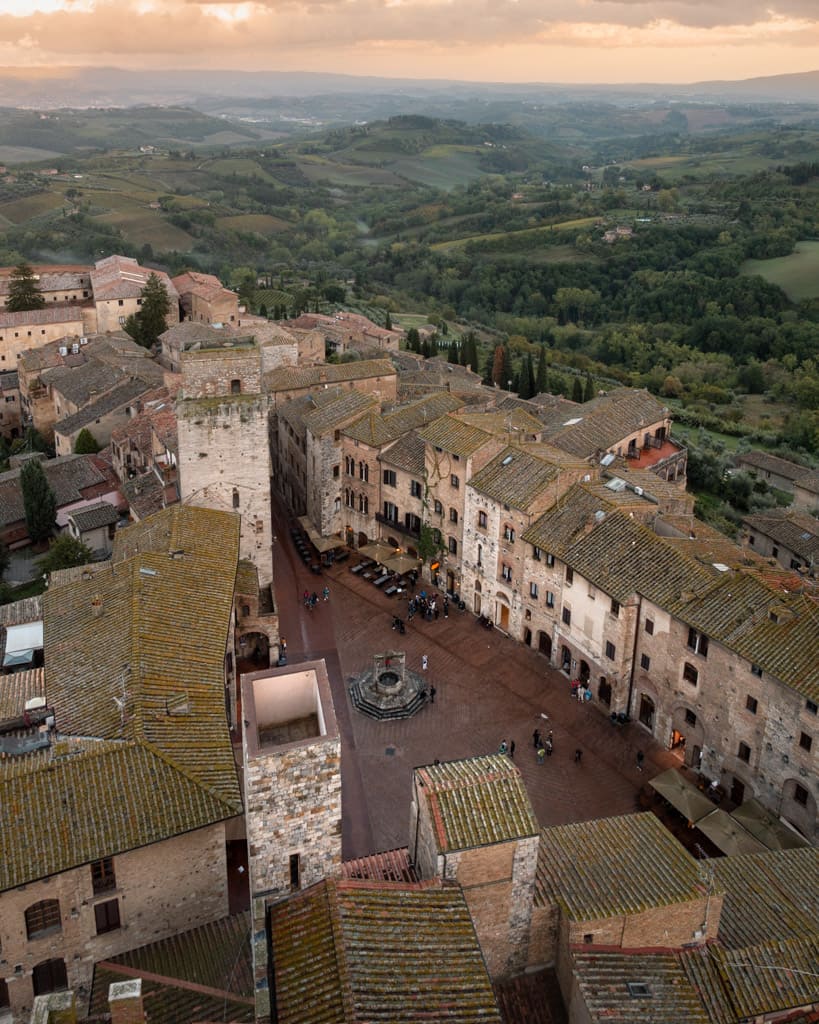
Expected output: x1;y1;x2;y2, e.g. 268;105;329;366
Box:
625;595;642;719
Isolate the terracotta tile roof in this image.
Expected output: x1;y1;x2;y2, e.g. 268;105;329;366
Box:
535;813;708;918
795;470;819;493
304;389;379;436
269;879;502;1024
344;392;462;446
0;455;107;528
0;305;85;328
122;471;167;519
0;507;244;890
469;445;572;513
735;450;810;481
416;754;538;853
90;912;253;1024
68;500;119;532
540;388;669;458
54;377;157;437
456;407;546;439
264;358;395;391
0;667;44;721
680;937;819;1023
341;847;419;883
91;255;178;303
43;358;126;406
572;952;711;1024
235;558;259;597
380;431;426;477
743;508;819;561
0;595;42;626
417;413;496;457
711;849;819;949
522;484;617;556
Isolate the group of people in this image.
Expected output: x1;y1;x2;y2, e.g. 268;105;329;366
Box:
303;586;330;610
407;591;448;622
571;679;593;703
533;727;555;763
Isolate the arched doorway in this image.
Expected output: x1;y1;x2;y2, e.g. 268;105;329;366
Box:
670;705;705;768
357;531;368;548
638;693;655;731
598;676;612;706
495;593;510;631
579;660;590;683
238;631;270;666
538;632;552;659
523;627;532;646
473;580;482;616
560;645;571;673
387;535;399;549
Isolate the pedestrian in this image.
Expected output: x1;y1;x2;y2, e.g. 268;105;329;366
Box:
280;637;287;653
537;746;546;765
509;739;515;759
310;592;318;609
636;750;645;772
323;585;330;602
428;685;436;704
545;738;553;757
303;589;310;608
499;740;508;755
422;654;428;672
443;596;449;619
533;728;541;749
574;748;583;763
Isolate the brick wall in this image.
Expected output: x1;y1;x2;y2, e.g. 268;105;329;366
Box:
180;346;261;398
0;823;229;1022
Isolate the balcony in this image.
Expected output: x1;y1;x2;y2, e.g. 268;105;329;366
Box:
375;512;420;539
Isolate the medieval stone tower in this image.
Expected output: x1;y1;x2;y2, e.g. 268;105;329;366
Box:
176;338;273;586
240;660;342;1022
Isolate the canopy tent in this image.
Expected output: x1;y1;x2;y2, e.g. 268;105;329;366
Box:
382;552;422;575
297;516;343;554
730;798;810;851
357;540;396;563
695;808;768;857
648;768;715;824
3;621;44;668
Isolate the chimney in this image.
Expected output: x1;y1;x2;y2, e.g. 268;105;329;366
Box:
91;594;103;618
108;980;145;1024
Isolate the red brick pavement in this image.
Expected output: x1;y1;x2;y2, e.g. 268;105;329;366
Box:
271;501;681;860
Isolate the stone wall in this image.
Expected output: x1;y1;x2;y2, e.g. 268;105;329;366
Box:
0;823;229;1022
0;315;85;369
178;396;272;587
180;346;261;398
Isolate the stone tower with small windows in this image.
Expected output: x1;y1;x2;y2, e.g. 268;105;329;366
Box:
176;338;273;586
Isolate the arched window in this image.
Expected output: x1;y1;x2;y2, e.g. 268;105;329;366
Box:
32;959;68;996
25;899;61;940
359;494;368;514
359;461;369;482
232;488;240;509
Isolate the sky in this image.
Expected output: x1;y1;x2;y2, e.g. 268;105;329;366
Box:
0;0;817;84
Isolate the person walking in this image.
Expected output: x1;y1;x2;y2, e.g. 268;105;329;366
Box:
509;740;516;759
533;728;541;749
428;685;436;704
636;750;645;772
498;740;508;755
421;654;428;672
443;596;449;619
574;748;583;763
537;746;546;765
545;738;553;757
322;585;330;602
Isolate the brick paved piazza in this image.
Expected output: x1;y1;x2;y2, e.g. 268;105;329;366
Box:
271;503;681;859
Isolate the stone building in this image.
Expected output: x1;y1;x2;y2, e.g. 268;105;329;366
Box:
0;505;243;1022
176;338;273;587
0;308;88;369
171;270;239;326
0;266;92;310
240;659;342;1021
0;370;20;440
89;256;178;336
284;310;402;357
409;755;540;977
741;507;819;573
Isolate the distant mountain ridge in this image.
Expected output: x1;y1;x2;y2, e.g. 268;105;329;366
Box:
0;67;817;109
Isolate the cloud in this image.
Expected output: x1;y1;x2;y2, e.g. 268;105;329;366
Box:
0;0;816;78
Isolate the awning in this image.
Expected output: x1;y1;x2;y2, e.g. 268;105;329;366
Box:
382;552;422;575
3;622;43;667
357;540;396;563
648;768;715;824
297;516;344;554
695;808;768;856
730;798;809;851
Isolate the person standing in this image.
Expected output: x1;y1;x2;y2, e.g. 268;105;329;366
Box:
537;746;546;765
533;728;541;749
636;750;645;772
428;685;436;704
422;654;428;672
323;585;330;602
509;739;516;759
545;738;553;757
498;740;508;755
574;748;583;763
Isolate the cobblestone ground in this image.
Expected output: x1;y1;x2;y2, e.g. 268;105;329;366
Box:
272;503;681;859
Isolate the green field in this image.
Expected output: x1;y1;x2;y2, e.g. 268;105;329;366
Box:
0;191;66;223
216;213;290;236
95;207;194;250
432;215;598;252
741;240;819;301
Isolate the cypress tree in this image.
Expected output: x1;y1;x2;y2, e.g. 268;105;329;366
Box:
20;458;57;544
572;376;584;403
536;344;548;395
6;262;45;312
584;372;595;402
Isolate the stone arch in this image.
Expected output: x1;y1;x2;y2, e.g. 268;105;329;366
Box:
780;777;817;840
358;531;369;548
237;626;277;666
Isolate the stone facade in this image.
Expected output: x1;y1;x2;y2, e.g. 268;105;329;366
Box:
0;823;229;1023
0;309;87;370
241;660;342;1022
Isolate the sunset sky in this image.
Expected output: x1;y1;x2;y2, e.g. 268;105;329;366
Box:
0;0;817;83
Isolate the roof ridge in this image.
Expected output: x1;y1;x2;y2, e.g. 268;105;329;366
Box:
137;736;242;815
325;880;357;1021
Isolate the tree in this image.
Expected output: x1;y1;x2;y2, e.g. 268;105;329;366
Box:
447;340;459;364
583;372;595;402
571;376;584;403
6;262;45;312
536;345;548;395
20;458;57;544
417;522;443;563
519;354;536;399
125;273;172;349
406;327;420;352
73;428;100;455
38;534;94;575
385;310;392;330
490;345;506;388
